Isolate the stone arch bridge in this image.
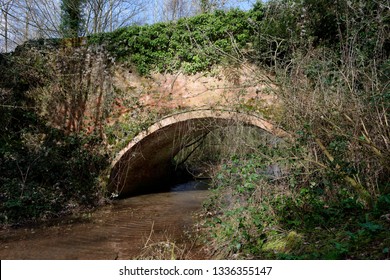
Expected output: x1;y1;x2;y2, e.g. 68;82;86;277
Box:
108;109;288;197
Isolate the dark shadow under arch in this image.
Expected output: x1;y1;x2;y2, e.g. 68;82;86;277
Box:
108;109;288;197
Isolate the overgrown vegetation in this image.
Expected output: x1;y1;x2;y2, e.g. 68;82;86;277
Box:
89;9;254;75
200;142;389;259
0;0;388;259
196;0;390;259
0;43;113;224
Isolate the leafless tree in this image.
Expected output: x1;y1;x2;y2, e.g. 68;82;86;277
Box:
162;0;189;21
0;0;147;51
22;0;61;37
1;0;62;51
152;0;253;23
199;0;253;12
1;0;16;52
83;0;146;34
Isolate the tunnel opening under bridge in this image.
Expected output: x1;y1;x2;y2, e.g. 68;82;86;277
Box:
108;110;288;198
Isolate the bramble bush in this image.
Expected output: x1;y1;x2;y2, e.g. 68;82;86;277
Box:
199;0;389;259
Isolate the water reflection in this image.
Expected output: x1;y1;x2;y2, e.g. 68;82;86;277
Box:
170;180;210;192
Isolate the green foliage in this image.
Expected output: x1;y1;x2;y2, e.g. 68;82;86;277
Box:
301;0;340;46
250;0;302;67
202;143;390;259
202;142;293;258
1;0;389;258
60;0;85;38
0;46;110;225
0;110;109;224
89;9;253;75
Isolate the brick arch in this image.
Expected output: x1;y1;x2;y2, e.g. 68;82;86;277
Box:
108;109;288;197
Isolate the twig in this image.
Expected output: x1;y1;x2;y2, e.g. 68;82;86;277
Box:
144;221;155;248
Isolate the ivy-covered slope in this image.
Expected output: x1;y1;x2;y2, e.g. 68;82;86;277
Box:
90;9;255;75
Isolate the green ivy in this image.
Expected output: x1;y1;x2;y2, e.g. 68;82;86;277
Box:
89;9;253;75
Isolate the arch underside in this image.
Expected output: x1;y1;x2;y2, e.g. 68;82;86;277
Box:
108;110;287;197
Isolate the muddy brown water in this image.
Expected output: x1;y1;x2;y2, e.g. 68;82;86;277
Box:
0;181;209;260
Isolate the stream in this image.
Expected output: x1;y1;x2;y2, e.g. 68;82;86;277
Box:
0;181;209;260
